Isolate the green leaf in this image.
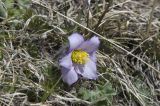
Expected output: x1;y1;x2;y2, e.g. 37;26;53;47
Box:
78;82;116;105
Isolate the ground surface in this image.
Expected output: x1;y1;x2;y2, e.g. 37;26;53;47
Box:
0;0;160;106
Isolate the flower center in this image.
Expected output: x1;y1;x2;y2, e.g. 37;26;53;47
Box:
71;49;89;64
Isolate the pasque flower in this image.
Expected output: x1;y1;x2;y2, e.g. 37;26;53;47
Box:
59;33;100;85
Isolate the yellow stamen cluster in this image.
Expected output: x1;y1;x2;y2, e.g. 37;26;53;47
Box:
71;49;89;64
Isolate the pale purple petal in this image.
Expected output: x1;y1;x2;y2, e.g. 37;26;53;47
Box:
59;53;72;69
61;67;78;85
78;59;98;79
90;52;97;62
68;33;84;51
78;36;100;53
73;64;84;75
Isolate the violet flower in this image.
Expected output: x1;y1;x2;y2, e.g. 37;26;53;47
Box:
59;33;100;85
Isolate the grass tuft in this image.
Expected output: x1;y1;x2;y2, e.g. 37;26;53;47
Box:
0;0;160;105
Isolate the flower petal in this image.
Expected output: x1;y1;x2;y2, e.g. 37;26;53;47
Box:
59;53;72;69
68;33;84;51
78;36;100;53
61;67;78;85
77;59;98;79
90;52;97;62
73;64;84;75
